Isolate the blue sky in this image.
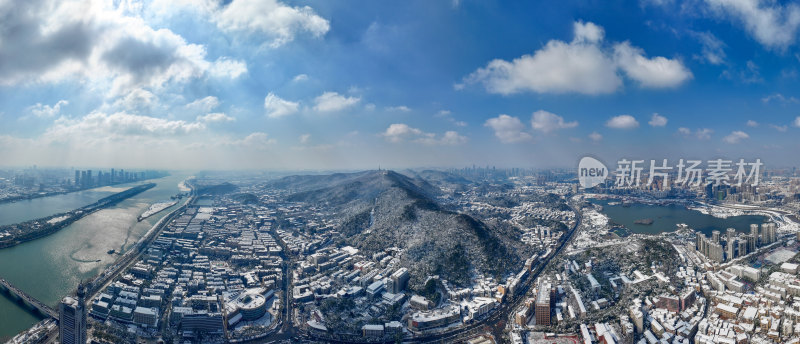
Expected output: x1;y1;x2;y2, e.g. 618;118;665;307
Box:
2;0;800;170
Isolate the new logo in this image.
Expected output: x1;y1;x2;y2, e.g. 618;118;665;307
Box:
578;156;608;188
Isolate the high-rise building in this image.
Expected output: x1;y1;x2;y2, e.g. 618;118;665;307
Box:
695;233;704;251
712;230;721;243
726;228;737;260
390;268;409;293
738;241;747;259
59;283;86;344
726;228;736;241
770;223;777;243
74;170;80;186
535;282;552;326
708;242;724;263
727;241;735;260
750;224;759;245
746;234;756;254
761;223;777;244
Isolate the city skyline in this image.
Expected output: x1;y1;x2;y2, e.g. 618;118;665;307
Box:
2;0;800;169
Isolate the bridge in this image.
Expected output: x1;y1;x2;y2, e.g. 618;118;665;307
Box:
0;278;58;319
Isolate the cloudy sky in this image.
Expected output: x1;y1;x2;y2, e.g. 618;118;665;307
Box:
2;0;800;170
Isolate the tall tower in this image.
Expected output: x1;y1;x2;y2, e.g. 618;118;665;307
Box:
750;224;759;247
59;283;86;344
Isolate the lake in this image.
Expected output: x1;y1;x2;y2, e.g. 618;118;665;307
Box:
591;199;768;236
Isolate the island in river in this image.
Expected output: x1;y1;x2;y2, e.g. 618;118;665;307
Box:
0;183;156;248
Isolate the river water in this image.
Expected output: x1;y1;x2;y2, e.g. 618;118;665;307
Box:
0;173;191;340
592;199;768;236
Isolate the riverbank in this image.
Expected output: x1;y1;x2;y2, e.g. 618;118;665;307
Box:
0;184;156;249
0;173;169;206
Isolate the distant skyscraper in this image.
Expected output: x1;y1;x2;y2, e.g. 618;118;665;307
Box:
59;283;86;344
712;230;721;243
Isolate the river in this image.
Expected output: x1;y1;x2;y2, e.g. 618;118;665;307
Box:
592;199;769;236
0;173;192;340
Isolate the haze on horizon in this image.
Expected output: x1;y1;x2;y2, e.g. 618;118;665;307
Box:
2;0;800;171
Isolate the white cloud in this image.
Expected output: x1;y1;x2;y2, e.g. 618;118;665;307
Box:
238;132;276;147
589;131;603;142
762;93;799;103
441;131;468;145
292;74;309;82
746;120;759;127
613;41;693;88
382;124;466;145
794;116;800;127
573;21;605;43
216;0;330;47
531;110;578;133
461;34;620;95
29;100;69;118
706;0;800;50
721;60;763;84
382;123;422;143
185;96;220;113
209;58;248;79
436;110;468;127
416;131;468;146
264;92;299;118
606;115;639;129
769;124;788;132
723;130;749;143
386;105;411;112
692;31;727;64
110;88;160;113
197;113;235;123
459;20;690;95
695;128;714;140
299;134;311;144
47;112;205;141
648;113;668;127
484;114;533;143
313;92;361;112
678;127;714;140
0;0;243;96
